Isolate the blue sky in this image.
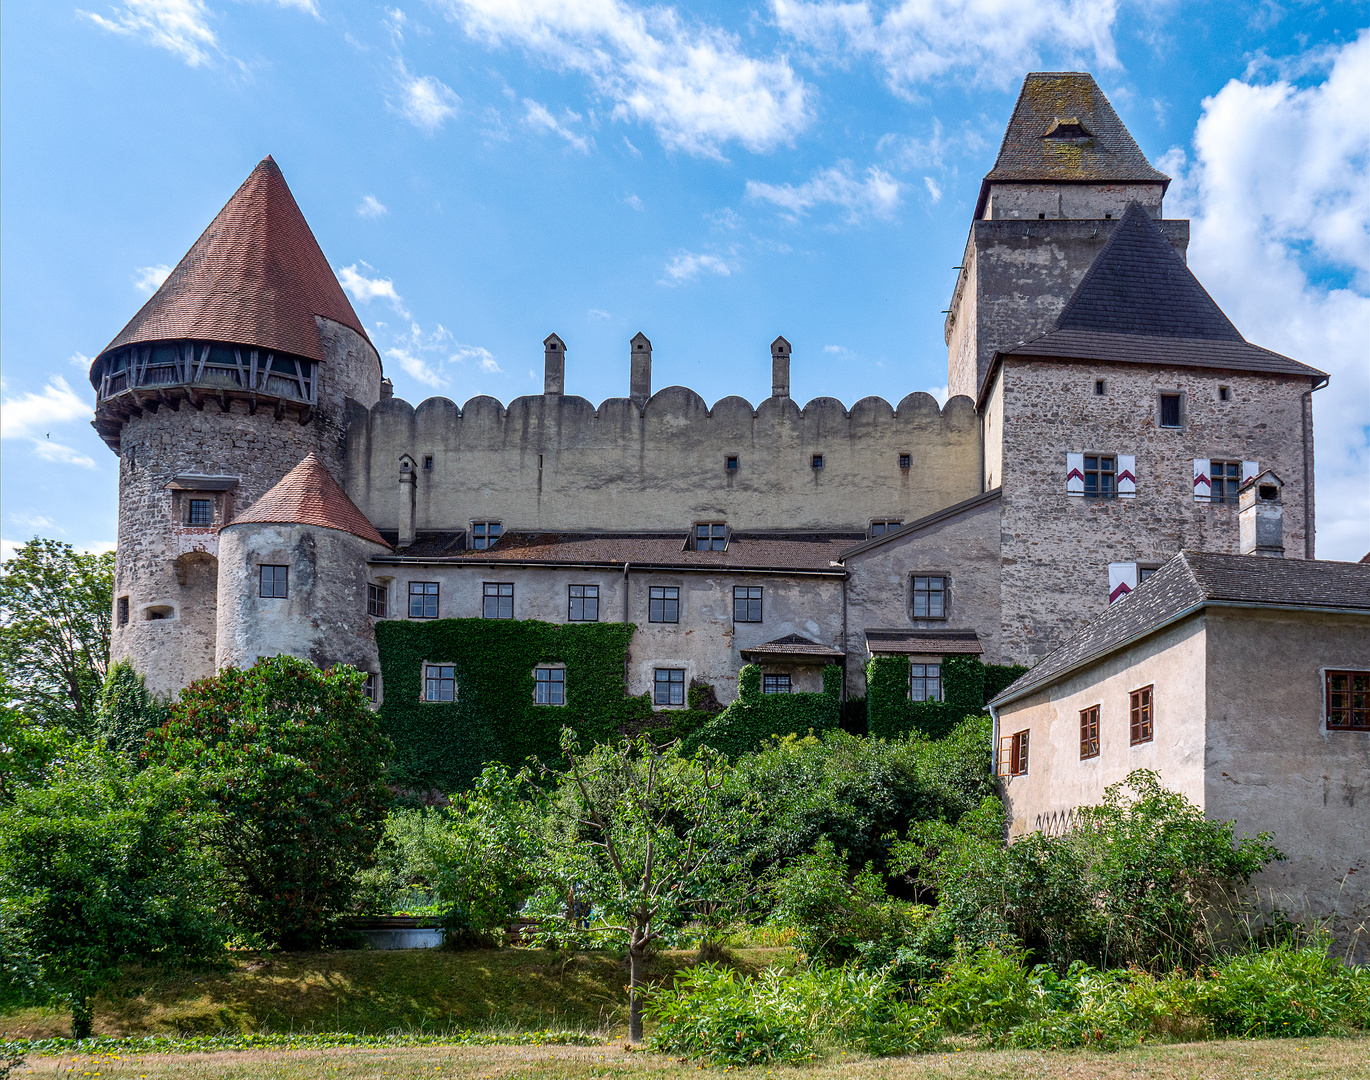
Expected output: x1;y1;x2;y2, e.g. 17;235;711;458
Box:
2;0;1367;559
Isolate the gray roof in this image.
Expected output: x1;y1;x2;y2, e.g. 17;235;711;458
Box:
740;634;845;662
840;489;1002;560
975;73;1169;218
992;551;1370;706
865;629;983;656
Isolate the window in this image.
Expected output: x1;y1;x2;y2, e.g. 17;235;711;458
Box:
695;523;727;551
422;455;433;471
870;520;902;538
998;730;1030;777
898;453;911;470
1094;379;1106;396
568;584;599;622
483;582;514;619
733;586;763;623
763;673;791;694
409;581;439;619
145;605;174;621
649;586;679;623
725;455;739;472
1084;455;1117;498
471;521;502;550
1138;565;1160;584
534;667;565;705
654;668;685;705
1159;393;1182;428
1080;705;1100;759
364;672;378;703
188;498;213;526
912;576;946;619
424;664;455;702
1210;460;1242;505
811;454;824;469
116;596;129;627
1219;386;1231;401
910;662;941;702
1129;685;1154;744
259;565;288;598
1326;671;1370;731
367;583;387;618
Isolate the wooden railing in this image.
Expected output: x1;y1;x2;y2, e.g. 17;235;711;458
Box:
96;342;316;406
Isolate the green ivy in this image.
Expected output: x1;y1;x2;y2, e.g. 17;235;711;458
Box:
684;664;841;759
866;656;1033;740
376;619;650;791
984;663;1030;702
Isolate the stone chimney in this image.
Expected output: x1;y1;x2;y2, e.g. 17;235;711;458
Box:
771;336;791;398
398;455;417;549
543;333;565;395
630;332;652;408
379;377;394;401
1239;470;1284;557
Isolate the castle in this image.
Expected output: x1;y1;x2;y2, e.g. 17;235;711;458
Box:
93;72;1328;710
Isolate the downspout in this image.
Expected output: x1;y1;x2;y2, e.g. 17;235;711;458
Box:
988;702;1000;787
840;566;848;709
622;562;631;691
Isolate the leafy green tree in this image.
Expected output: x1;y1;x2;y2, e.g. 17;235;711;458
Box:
0;700;73;805
0;539;114;735
150;656;392;949
97;659;169;761
0;742;223;1036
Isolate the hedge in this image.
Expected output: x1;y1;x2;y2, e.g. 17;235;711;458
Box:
866;655;1027;740
685;664;842;759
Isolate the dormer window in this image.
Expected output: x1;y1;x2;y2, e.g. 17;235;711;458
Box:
471;521;501;550
695;523;727;551
1043;118;1093;140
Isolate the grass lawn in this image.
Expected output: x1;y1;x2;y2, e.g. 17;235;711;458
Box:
13;1036;1370;1078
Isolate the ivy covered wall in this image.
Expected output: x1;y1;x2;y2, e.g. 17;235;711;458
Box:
686;663;842;759
867;655;1026;739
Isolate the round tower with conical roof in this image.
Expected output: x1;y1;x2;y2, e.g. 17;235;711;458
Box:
89;157;383;694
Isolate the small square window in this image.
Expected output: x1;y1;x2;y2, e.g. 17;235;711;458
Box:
534;667;565;706
725;455;739;471
912;576;946;619
1325;671;1369;731
811;454;824;469
649;586;679;623
762;673;791;694
471;521;502;550
422;455;434;471
367;583;387;618
424;664;455;702
259;565;288;598
910;662;941;702
364;672;378;703
188;498;213;526
483;582;514;619
870;520;902;538
116;596;129;627
1084;455;1117;499
409;581;439;619
1094;379;1106;396
1080;704;1100;759
1037;212;1046;220
695;523;727;551
654;667;685;706
1218;386;1231;401
569;584;599;622
1159;393;1182;429
898;453;911;470
733;585;762;623
1129;685;1154;744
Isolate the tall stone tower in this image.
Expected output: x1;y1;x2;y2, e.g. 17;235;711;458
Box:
89;157;383;694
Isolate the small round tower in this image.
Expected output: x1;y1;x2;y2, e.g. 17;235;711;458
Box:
89;157;383;695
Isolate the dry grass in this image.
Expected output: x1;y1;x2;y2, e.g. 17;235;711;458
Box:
14;1036;1370;1079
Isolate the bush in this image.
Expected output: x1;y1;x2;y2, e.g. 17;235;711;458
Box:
685;664;841;759
1198;944;1370;1037
96;660;168;761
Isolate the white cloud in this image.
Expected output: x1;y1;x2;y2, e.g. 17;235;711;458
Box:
394;62;461;131
523;99;593;153
358;195;389;218
8;513;61;533
923;176;942;203
660;250;735;285
622;136;642;157
432;0;813;158
275;0;320;15
927;384;950;407
80;0;219;66
746;162;902;223
69;352;93;370
133;264;171;294
771;0;1120;97
622;193;644;211
375;322;501;388
1;376;90;441
1159;32;1370;561
588;308;612;320
336;262;411;318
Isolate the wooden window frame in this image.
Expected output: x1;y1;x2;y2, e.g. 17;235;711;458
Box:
649;586;679;623
1209;460;1243;505
259;564;288;599
568;584;599;622
363;672;378;703
998;730;1030;777
1129;685;1154;745
910;661;942;702
912;575;947;619
423;663;456;703
733;585;763;623
534;667;566;706
1080;704;1100;759
482;582;514;619
367;583;387;618
1083;455;1117;499
1159;392;1184;429
870;520;903;538
653;667;685;706
408;581;439;619
1325;670;1370;731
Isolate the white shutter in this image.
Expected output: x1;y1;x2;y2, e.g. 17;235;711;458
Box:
1108;562;1138;604
1242;460;1259;486
1067;453;1085;496
1117;454;1136;498
1193;458;1211;503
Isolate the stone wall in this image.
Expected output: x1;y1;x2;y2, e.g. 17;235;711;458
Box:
983;182;1164;221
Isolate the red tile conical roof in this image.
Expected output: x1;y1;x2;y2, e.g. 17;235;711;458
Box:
231;452;388;548
98;156;369;363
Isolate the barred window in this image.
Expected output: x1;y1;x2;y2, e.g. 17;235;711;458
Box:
649;586;679;623
188;498;213;526
259;565;288;598
1326;671;1370;731
910;662;941;702
654;668;685;706
424;664;455;702
1084;456;1116;498
1129;685;1154;745
733;586;762;623
762;673;791;694
409;581;439;619
116;596;129;627
568;584;599;622
912;576;946;619
471;521;502;550
367;583;387;618
1159;393;1182;428
483;582;514;619
1210;460;1242;505
534;667;565;706
1080;705;1100;759
695;523;727;551
898;453;911;469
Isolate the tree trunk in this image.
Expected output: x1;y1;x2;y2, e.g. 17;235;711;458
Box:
627;944;644;1043
70;989;93;1040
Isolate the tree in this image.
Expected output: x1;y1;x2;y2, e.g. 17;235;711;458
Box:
97;659;168;761
0;742;223;1036
0;539;114;735
541;731;747;1042
150;656;392;949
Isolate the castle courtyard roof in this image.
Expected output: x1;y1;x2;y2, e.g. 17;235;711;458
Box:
95;157;369;368
864;629;984;656
229;452;388;548
739;634;845;662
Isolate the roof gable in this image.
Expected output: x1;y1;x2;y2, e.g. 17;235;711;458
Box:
230;452;388;548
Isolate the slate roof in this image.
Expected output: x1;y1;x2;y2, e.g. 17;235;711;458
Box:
740;634;845;661
975;72;1169;219
229;452;388;548
96;157;369;367
865;629;984;655
840;489;1002;560
991;551;1370;706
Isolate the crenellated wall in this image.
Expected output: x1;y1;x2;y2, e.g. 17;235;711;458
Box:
344;389;984;535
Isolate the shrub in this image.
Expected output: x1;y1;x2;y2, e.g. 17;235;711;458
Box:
919;945;1035;1035
1198;944;1370;1037
685;664;841;759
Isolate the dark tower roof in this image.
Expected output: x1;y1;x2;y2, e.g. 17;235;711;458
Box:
96;157;369;366
974;72;1169;219
230;452;388;548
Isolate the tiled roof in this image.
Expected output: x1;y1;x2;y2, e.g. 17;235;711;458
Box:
975;72;1169;218
740;634;845;661
865;629;984;655
374;531;857;572
841;489;1002;560
992;551;1370;705
230;452;388;547
98;157;369;364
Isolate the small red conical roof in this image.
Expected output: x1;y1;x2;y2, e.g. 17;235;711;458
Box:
231;452;388;548
98;157;369;364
